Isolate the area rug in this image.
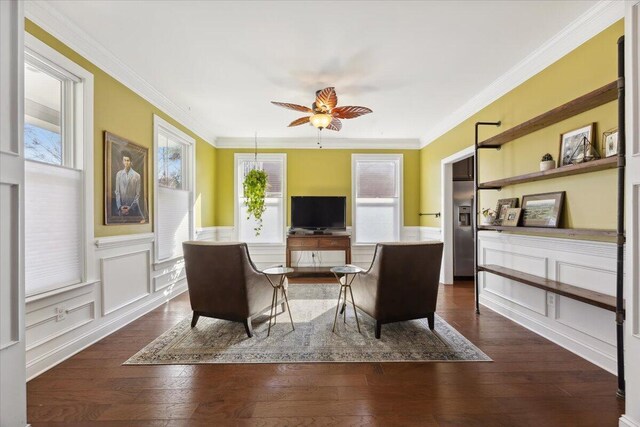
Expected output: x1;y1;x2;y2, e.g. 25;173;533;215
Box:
125;284;490;365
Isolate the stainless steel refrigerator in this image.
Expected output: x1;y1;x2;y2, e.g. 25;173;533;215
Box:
453;180;474;277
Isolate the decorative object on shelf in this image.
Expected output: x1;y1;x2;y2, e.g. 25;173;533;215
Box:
271;87;372;131
481;208;496;225
521;191;565;228
602;129;619;157
242;133;269;236
559;123;596;166
540;153;555;171
104;131;148;225
501;207;522;227
494;198;519;225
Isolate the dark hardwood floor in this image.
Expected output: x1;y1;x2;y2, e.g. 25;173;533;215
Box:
27;281;625;426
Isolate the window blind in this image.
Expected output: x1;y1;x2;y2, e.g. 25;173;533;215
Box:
354;157;401;244
157;187;190;260
237;156;285;244
25;160;82;295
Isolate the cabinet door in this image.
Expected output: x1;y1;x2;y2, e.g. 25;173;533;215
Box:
453;157;474;181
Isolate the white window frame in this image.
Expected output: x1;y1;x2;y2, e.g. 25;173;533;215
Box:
351;153;403;245
23;33;95;300
153;115;195;264
234;153;287;245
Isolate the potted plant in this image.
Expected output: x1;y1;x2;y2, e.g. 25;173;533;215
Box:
481;208;496;225
540;153;556;171
243;168;268;235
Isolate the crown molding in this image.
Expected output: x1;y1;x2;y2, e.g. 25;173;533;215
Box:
215;137;420;150
419;0;625;149
24;0;216;147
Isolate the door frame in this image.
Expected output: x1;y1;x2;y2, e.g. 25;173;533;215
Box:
440;146;474;285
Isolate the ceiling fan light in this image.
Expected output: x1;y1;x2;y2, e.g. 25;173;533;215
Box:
310;113;332;129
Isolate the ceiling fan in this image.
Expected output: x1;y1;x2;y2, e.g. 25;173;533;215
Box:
271;87;372;131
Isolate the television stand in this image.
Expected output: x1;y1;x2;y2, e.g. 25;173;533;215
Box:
312;229;330;235
286;234;351;271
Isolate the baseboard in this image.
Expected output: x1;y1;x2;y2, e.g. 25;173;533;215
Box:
480;295;616;374
620;415;640;427
26;283;187;380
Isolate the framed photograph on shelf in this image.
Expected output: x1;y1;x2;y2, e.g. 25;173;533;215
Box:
104;131;149;225
501;208;522;227
602;129;619;158
558;123;595;166
521;191;565;228
494;198;519;225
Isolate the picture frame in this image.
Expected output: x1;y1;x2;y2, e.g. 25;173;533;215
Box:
104;131;149;225
603;129;619;158
494;198;519;226
558;123;595;167
501;207;522;227
521;191;565;228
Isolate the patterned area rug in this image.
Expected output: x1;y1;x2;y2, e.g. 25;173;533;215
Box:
125;284;490;364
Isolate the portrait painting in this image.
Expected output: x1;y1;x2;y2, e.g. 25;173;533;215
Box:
104;131;149;224
558;123;595;166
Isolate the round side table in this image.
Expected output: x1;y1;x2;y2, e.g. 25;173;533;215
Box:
330;265;364;333
262;266;295;336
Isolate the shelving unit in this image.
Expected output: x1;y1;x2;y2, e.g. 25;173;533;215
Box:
478;265;617;312
478;157;617;189
477;225;618;241
473;39;626;396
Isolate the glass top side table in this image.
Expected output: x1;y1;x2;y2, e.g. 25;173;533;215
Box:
330;265;364;333
262;266;295;336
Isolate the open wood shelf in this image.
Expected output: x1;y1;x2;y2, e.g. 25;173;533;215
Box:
478;81;617;148
478;264;617;312
478;157;617;189
478;225;618;241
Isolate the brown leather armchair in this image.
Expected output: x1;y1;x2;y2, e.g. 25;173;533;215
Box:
350;241;444;339
182;241;278;337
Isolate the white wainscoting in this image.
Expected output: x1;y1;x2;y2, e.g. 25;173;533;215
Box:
478;231;617;373
25;232;188;379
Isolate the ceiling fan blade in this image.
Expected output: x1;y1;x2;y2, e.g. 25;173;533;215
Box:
331;106;373;119
315;87;337;112
326;117;342;131
271;101;313;113
288;116;310;127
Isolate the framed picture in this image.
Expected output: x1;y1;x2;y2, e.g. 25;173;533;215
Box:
501;208;522;227
603;129;619;158
104;131;149;225
494;198;519;226
521;191;565;228
558;123;595;167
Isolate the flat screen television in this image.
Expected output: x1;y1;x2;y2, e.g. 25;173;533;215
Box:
291;196;346;231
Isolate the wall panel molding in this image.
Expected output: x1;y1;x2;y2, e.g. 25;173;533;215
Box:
100;249;151;316
94;232;154;250
479;231;617;373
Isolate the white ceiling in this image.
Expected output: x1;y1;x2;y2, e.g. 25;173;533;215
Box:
43;0;598;143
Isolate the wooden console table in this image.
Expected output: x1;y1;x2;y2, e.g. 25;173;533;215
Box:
286;234;351;268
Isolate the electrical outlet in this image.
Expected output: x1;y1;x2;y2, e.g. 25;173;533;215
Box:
547;294;555;306
55;307;67;322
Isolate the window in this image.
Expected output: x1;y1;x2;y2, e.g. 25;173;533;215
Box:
352;154;403;244
23;35;94;297
154;115;195;262
235;154;286;244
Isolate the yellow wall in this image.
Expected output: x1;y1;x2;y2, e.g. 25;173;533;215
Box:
25;20;217;237
215;148;420;227
420;21;623;231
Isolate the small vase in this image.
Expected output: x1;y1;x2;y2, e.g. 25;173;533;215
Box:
540;160;555;171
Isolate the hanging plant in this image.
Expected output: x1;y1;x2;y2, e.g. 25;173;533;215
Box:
243;168;268;235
